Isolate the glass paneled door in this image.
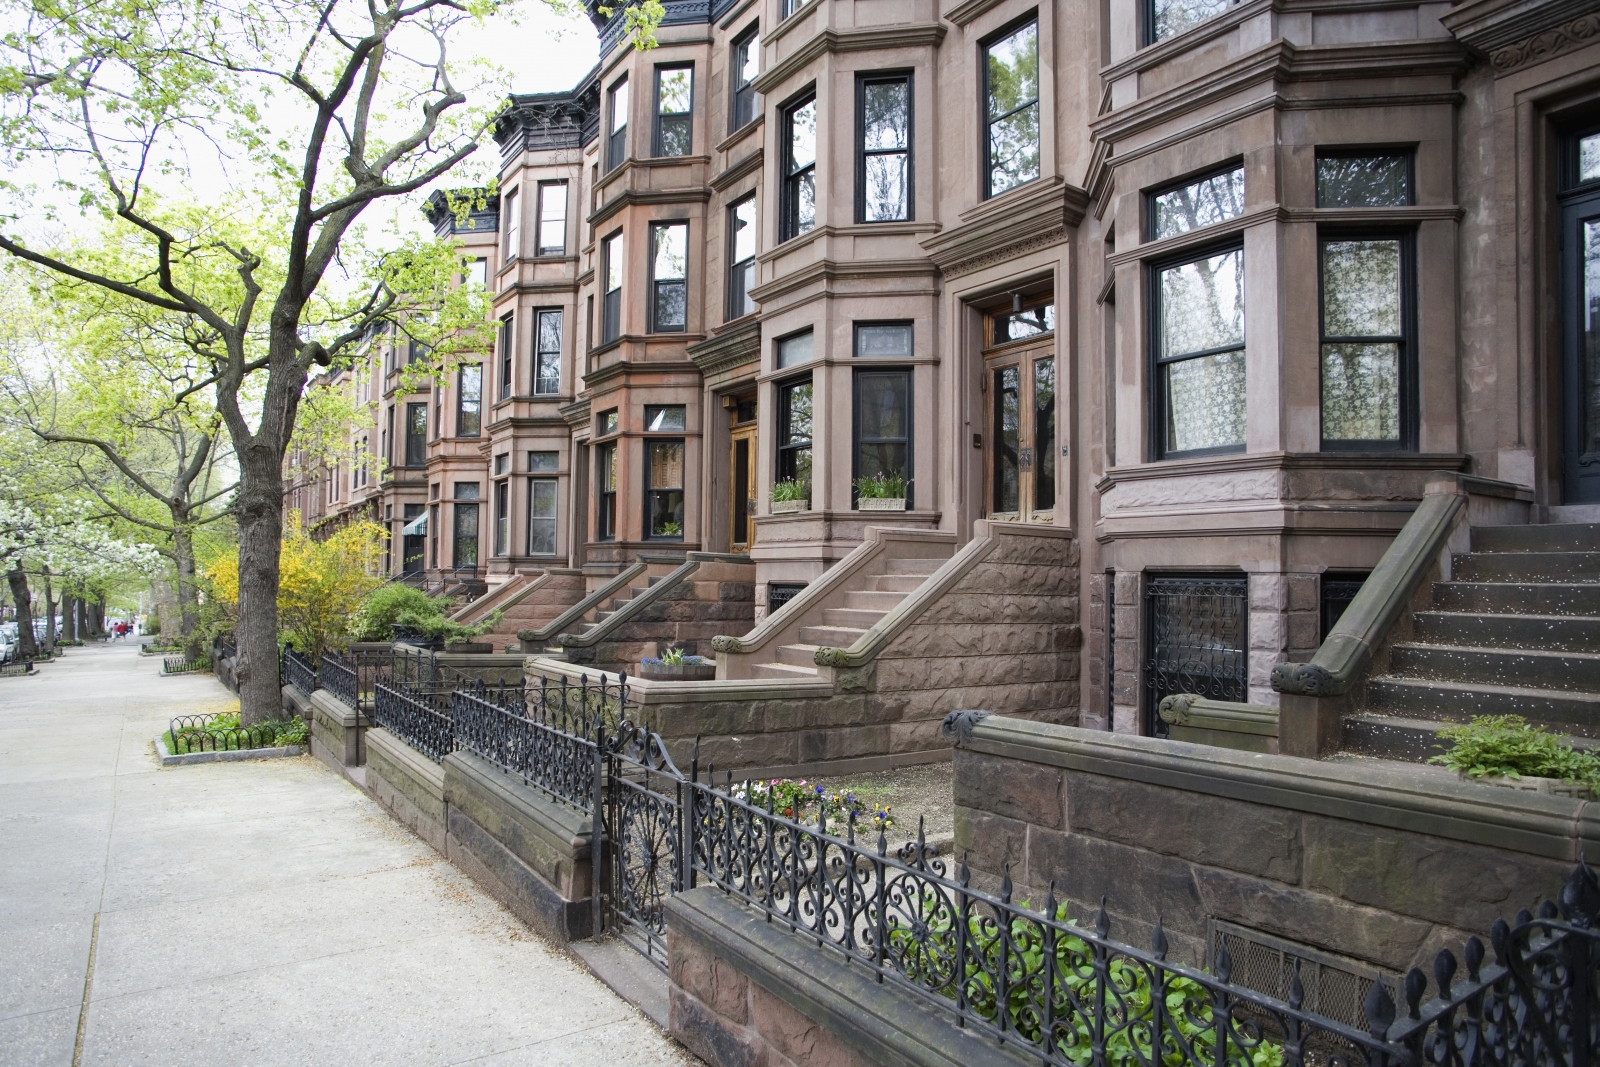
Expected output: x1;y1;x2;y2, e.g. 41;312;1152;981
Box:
1561;132;1600;502
985;340;1057;521
730;423;757;551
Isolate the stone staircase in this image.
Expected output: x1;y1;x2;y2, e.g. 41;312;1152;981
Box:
749;557;948;680
1346;522;1600;756
553;556;755;671
464;572;586;653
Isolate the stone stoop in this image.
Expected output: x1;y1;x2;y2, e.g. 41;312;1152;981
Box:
470;571;587;653
1351;521;1600;756
559;559;756;671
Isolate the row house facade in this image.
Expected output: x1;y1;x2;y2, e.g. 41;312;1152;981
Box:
295;0;1600;736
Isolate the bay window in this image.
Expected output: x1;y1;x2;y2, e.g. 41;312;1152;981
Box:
645;439;685;539
853;369;912;507
529;478;558;555
1320;234;1413;448
654;66;693;157
456;363;481;437
731;28;760;131
777;378;813;490
728;195;757;319
858;75;911;222
650;222;688;332
607;78;628;170
781;94;817;241
602;232;623;343
534;309;562;395
597;443;617;541
1152;246;1246;458
537;182;568;255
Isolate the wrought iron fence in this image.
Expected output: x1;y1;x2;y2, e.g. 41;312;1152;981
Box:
283;646;318;698
160;654;211;675
1143;576;1248;736
320;650;360;709
164;713;284;754
371;680;454;763
596;718;1600;1066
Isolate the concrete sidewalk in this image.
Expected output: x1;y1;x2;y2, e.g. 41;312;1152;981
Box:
0;642;694;1066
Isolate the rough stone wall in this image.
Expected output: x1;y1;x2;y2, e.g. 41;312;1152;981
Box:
1247;572;1321;707
954;741;1578;975
638;688;872;775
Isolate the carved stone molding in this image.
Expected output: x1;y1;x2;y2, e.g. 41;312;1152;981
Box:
942;226;1071;279
1490;12;1600;73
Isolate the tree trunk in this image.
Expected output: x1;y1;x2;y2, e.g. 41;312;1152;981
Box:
62;595;77;643
234;449;285;726
42;570;56;651
8;565;36;659
173;526;202;658
88;599;103;638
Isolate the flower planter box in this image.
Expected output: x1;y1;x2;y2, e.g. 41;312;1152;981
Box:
638;660;717;682
858;497;906;511
771;499;809;514
1459;770;1594;800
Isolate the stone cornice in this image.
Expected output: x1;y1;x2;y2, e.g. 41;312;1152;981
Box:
750;23;948;96
1093;451;1470;495
942;0;1008;28
920;176;1088;276
747;255;940;304
687;320;761;377
711;148;765;192
1483;10;1600;73
588;186;714;229
558;398;591;429
581;358;704;389
1442;0;1600;54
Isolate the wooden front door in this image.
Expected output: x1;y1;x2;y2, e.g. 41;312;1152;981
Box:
1561;136;1600;503
984;340;1057;522
730;422;758;550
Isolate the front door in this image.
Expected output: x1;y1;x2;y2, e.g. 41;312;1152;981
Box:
730;423;757;550
1562;132;1600;503
984;341;1057;521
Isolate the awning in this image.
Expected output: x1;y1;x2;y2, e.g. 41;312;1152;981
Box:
401;512;428;536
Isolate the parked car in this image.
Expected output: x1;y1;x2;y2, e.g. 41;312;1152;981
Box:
0;633;16;663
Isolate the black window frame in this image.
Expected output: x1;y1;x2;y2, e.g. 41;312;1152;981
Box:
730;25;760;133
780;0;805;18
1144;161;1246;243
649;220;689;333
499;313;514;399
981;14;1041;202
856;71;913;224
404;402;427;467
853;321;914;358
456;362;482;438
727;194;757;321
1147;237;1247;461
502;185;520;260
536;180;569;256
596;441;617;541
643;437;687;540
493;479;509;557
1314;146;1415;209
528;476;559;556
1143;0;1240;46
776;375;813;489
452;484;481;570
852;367;913;509
607;77;629;172
602;230;624;343
534;308;563;395
1316;227;1418;452
653;64;694;158
780;91;818;243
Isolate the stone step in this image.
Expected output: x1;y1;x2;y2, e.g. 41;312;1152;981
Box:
776;643;821;668
843;590;908;611
869;573;925;593
592;611;612;624
1365;676;1600;735
1342;712;1600;763
883;558;947;575
1452;551;1600;582
1412;610;1600;652
751;661;818;680
1432;581;1600;617
1388;642;1600;692
822;607;888;629
1473;523;1600;553
798;624;868;647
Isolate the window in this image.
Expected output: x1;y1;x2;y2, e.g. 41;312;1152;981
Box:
1316;152;1412;208
404;402;427;467
495;453;509;475
602;232;624;343
1150;166;1245;240
1153;246;1246;457
499;314;514;398
646;439;685;538
1143;575;1247;736
466;258;487;289
453;485;480;569
502;186;520;260
992;302;1055;343
401;503;425;574
1320;234;1412;448
854;322;912;357
731;28;760;131
645;405;687;431
408;338;430;364
534;309;562;394
781;95;817;241
457;364;482;437
776;379;813;489
650;222;688;332
597;443;617;540
728;195;757;319
607;78;628;170
854;369;912;506
384;404;394;467
1149;0;1237;43
537;182;568;255
777;329;813;368
984;19;1039;199
858;75;910;222
429;503;440;567
781;0;805;17
529;450;559;472
654;66;693;157
529;478;558;555
992;357;1057;513
494;480;509;556
598;408;619;436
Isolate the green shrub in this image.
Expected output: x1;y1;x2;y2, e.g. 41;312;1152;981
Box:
391;607;504;645
165;714;307;754
855;470;907;499
771;478;809;503
351;585;443;642
1428;714;1599;787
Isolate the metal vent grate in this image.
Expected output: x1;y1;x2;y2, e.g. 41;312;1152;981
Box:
1208;919;1396;1032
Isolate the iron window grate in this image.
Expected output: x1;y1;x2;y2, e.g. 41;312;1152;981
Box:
1143;575;1247;735
1209;919;1397;1035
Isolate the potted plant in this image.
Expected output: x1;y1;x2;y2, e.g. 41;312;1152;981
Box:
1427;715;1598;800
771;478;809;514
638;645;717;681
391;607;505;654
855;470;907;511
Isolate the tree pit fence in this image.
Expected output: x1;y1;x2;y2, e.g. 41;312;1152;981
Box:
160;654;212;676
164;713;290;755
596;720;1600;1067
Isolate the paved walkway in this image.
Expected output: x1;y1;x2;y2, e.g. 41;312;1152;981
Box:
0;642;695;1066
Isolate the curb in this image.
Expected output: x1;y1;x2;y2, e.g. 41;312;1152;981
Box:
154;734;304;767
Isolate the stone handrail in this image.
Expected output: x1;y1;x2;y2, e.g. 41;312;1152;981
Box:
555;553;752;650
449;570;572;624
1158;694;1279;753
518;559;649;650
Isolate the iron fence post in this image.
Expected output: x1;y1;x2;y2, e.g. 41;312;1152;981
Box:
591;723;605;942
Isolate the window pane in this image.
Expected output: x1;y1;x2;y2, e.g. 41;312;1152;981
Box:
538;184;567;253
1153;167;1245;239
1322;343;1400;441
863;81;908;150
732;198;757;262
600;444;617;491
994;304;1055;341
988;105;1040;196
1584;219;1600;454
855;323;912;357
1034;357;1056;510
605;235;623;292
864;154;908;221
1160;250;1244;359
659;115;692;157
529;479;558;555
455;482;480;500
611;81;628;133
986;23;1037;118
1165;351;1246;453
528;450;559;472
649;491;685;537
858;442;907;483
658;69;691;114
649;440;685;488
994;366;1020;512
655;282;686;330
599;409;618;436
537;310;562;354
1322;240;1400;337
796;170;816;231
1153;0;1235;41
736;33;759;87
778;331;813;368
653;224;687;280
1316;156;1410;207
645;405;687;432
783;382;813;443
790;100;816;169
857;372;908;440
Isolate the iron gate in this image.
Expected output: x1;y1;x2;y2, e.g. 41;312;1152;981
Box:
1143;575;1248;736
598;724;685;969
